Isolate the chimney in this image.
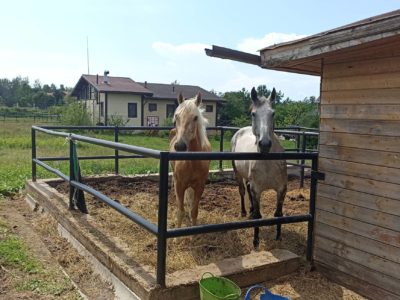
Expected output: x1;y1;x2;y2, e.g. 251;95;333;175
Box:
103;70;110;84
96;74;99;84
172;84;175;92
144;81;147;88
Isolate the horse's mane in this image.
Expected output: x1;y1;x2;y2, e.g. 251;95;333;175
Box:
174;98;209;149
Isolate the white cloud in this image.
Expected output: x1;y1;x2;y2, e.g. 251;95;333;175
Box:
237;32;308;54
148;40;319;100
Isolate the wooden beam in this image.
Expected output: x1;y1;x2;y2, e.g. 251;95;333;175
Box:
205;45;261;66
261;15;400;69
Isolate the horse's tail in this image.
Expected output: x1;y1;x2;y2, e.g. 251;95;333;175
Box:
185;187;195;211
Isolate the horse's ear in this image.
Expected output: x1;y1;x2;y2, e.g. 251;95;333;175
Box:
177;92;184;104
251;87;258;103
195;92;202;106
270;88;276;103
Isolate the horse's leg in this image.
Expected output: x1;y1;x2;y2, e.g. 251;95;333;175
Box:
249;186;262;249
246;181;253;216
190;186;203;226
233;161;247;217
238;179;246;217
274;186;287;240
174;180;185;228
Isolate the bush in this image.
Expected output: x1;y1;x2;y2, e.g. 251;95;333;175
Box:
108;115;128;127
60;102;92;125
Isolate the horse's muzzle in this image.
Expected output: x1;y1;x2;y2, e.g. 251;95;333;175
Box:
174;140;187;151
258;139;272;154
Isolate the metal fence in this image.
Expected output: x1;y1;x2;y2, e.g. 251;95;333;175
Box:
31;125;319;287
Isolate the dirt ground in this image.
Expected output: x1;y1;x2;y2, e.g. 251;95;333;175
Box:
49;176;365;299
0;194;115;300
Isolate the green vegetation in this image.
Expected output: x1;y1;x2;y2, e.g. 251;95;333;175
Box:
0;76;67;108
0;216;80;298
219;85;319;128
60;102;92;125
0;120;298;196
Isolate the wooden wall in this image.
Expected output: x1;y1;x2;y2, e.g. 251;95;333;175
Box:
315;54;400;299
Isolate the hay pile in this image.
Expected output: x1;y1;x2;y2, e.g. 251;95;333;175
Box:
54;177;310;274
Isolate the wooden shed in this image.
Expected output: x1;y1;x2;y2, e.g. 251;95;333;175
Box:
206;9;400;299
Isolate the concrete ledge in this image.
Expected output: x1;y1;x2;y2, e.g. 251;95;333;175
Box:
26;177;300;300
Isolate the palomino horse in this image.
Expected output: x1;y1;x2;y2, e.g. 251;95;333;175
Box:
231;87;287;248
170;92;211;227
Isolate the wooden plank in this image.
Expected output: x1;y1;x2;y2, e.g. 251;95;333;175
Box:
315;222;400;264
261;16;400;68
320;88;400;105
322;171;400;201
318;183;400;216
315;235;400;280
320;104;400;120
324;35;400;65
320;119;400;136
322;71;400;91
323;56;400;78
316;263;400;300
319;131;400;153
316;209;400;248
314;248;400;296
319;145;400;168
319;158;400;186
317;196;400;232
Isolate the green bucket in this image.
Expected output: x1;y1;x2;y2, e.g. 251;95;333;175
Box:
199;272;241;300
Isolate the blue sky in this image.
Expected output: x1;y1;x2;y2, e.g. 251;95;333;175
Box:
1;1;399;99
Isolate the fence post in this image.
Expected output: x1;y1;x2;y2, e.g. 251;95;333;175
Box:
156;152;169;287
114;126;119;175
300;132;306;188
219;127;224;171
69;136;74;210
306;156;318;262
31;128;37;182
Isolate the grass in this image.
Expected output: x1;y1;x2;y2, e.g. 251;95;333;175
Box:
0;120;296;196
0;212;80;298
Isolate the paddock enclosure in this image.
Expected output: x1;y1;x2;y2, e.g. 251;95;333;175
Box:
207;9;400;300
27;125;318;299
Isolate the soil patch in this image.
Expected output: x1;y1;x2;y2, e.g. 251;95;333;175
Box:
51;176;311;274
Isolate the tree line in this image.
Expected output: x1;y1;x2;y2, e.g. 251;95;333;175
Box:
218;85;319;128
0;77;319;128
0;76;70;109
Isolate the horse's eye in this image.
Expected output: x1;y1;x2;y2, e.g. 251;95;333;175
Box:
251;112;256;118
194;116;198;121
272;112;275;117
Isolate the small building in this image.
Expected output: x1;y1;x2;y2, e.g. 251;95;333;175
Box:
207;9;400;299
71;73;223;126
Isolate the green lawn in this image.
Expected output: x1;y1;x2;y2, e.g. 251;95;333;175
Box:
0;120;296;196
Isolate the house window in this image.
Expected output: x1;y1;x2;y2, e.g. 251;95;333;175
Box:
206;105;213;112
148;103;157;112
100;102;104;117
147;116;159;126
166;104;176;118
128;103;137;118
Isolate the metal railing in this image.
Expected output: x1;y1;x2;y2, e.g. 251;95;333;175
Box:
31;125;319;287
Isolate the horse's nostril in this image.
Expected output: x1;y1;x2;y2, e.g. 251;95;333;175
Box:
258;139;272;153
174;141;187;151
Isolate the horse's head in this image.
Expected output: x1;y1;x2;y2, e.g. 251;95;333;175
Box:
250;87;276;154
172;92;207;152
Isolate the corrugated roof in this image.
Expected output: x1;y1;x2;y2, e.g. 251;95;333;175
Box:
138;82;223;102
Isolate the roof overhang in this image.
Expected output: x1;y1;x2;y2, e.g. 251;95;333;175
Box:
205;9;400;76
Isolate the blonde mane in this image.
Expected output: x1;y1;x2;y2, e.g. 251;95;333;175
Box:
173;97;209;149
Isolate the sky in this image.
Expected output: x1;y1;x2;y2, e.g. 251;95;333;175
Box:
1;1;399;100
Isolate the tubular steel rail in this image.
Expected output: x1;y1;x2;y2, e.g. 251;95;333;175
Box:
31;125;319;287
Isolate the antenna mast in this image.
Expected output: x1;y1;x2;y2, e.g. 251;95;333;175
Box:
87;36;90;74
